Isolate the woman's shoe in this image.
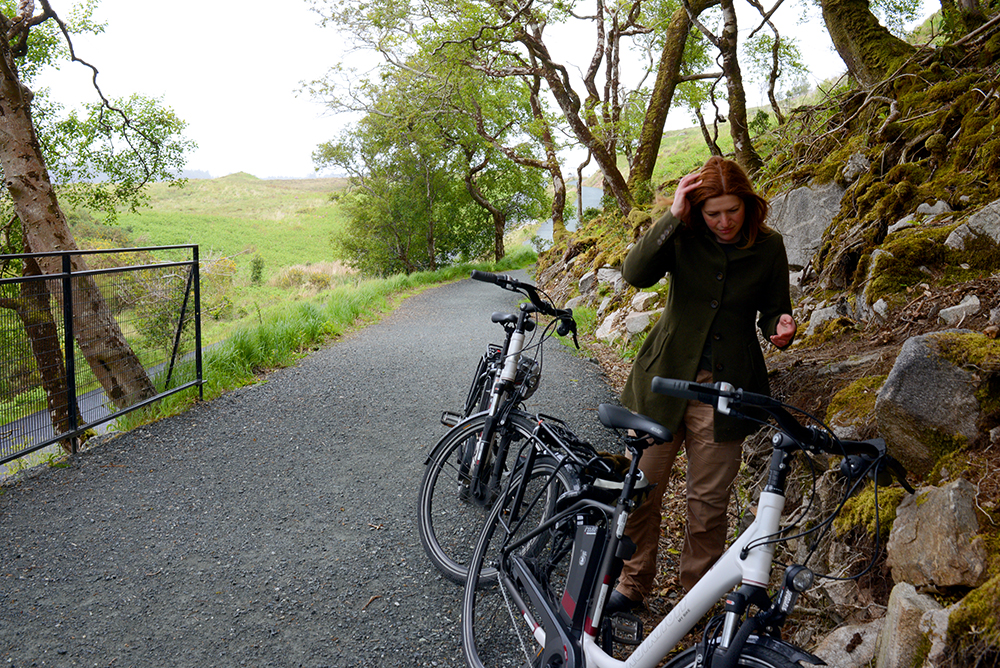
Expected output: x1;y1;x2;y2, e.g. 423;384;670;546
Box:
604;590;642;616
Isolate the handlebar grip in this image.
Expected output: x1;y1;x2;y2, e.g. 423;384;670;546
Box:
651;378;721;404
471;270;501;284
735;389;781;408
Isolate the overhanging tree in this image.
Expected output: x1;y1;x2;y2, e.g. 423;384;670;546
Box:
1;1;193;445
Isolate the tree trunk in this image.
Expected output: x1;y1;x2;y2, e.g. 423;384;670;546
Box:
528;75;567;242
718;0;764;174
518;25;636;215
0;42;156;410
820;0;916;88
0;256;83;453
628;0;719;195
460;148;507;261
423;161;438;270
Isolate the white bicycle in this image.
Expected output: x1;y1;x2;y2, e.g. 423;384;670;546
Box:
460;377;913;667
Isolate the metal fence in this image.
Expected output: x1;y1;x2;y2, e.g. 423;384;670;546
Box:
0;245;203;469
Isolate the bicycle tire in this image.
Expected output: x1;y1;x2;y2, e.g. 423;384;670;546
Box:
663;641;802;668
461;456;586;668
417;411;537;584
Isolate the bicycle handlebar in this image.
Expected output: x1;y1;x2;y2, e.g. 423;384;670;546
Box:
471;270;579;347
651;377;913;492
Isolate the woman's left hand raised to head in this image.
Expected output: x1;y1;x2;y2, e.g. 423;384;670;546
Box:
770;314;797;348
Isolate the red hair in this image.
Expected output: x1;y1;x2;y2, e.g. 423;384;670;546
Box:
684;157;772;247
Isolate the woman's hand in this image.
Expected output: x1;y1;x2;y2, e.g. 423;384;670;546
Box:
670;172;703;222
770;314;797;348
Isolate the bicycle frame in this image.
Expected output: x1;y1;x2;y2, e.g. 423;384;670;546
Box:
498;483;786;668
492;417;792;668
584;490;786;668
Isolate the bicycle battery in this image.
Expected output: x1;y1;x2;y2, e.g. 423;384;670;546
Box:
560;523;607;629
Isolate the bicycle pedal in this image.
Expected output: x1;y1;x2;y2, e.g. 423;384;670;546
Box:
441;411;461;427
608;612;643;645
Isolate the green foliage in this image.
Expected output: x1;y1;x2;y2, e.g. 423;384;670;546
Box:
41;96;196;220
581;207;602;224
1;0;195;230
314;59;548;275
250;255;265;285
742;32;808;103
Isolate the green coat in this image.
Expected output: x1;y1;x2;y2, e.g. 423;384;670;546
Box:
620;212;793;441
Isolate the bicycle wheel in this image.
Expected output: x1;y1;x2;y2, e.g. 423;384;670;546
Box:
663;641;801;668
461;456;584;668
417;411;536;584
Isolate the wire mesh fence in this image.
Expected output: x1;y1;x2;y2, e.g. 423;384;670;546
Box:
0;246;203;472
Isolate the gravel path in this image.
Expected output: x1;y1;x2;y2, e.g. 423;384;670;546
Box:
0;271;618;667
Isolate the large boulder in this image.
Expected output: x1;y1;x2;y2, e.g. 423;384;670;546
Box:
769;181;845;271
875;583;942;668
874;331;982;476
886;479;989;591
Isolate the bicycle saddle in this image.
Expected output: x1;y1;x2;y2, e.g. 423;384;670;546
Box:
597;404;672;445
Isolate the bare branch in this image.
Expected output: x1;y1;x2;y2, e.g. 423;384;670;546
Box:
36;0;160;185
682;0;720;48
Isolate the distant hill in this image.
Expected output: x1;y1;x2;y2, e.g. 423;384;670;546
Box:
74;173;351;273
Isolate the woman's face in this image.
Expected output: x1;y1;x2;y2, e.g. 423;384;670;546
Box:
701;194;745;244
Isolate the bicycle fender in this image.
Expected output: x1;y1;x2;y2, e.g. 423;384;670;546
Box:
422;411;489;465
746;635;826;666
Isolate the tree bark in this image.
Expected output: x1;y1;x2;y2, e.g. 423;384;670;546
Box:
819;0;916;88
460;147;507;261
0;38;156;410
516;24;636;215
718;0;764;174
628;0;719;195
0;256;82;453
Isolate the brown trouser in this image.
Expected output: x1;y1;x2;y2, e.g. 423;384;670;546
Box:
617;370;743;598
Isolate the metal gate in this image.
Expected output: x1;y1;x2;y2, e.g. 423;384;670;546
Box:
1;245;203;469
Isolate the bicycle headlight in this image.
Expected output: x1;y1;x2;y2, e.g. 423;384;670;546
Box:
786;565;814;593
517;358;541;399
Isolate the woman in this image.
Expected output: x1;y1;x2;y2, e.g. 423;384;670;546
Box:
606;156;797;615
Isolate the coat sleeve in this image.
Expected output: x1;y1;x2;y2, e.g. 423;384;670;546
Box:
755;233;795;349
622;212;683;288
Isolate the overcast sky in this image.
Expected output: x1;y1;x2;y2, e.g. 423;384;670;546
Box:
39;0;352;180
34;0;927;181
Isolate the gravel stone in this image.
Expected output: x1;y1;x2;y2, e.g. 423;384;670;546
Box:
0;271;617;667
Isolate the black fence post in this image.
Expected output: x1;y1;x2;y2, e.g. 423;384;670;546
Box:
61;252;79;454
193;246;203;401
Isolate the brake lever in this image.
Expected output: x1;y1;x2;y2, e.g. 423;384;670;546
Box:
886;456;915;494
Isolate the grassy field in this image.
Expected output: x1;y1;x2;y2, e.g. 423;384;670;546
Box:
105;172;350;277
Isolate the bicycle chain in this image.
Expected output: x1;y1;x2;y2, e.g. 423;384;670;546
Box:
498;569;534;665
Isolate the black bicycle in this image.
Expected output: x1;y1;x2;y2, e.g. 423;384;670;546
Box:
417;271;578;584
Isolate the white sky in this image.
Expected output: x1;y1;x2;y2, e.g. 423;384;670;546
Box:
38;0;351;180
33;0;928;181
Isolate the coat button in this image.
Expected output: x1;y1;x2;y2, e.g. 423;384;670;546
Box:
710;300;719;309
713;333;722;341
715;272;723;281
715;363;724;371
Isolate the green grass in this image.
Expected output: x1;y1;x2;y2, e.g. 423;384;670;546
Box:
105;173;349;276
